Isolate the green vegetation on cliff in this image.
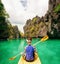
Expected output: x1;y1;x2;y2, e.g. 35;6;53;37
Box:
54;4;60;13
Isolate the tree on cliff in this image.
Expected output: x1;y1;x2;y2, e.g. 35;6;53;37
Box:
0;0;21;40
54;4;60;13
0;0;10;40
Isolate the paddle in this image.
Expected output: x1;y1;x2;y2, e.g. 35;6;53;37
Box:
9;35;49;60
33;35;49;46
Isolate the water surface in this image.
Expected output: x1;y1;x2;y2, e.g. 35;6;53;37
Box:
0;38;60;64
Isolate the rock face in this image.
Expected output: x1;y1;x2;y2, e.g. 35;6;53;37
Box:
13;26;20;39
24;0;60;38
24;16;48;37
8;25;21;39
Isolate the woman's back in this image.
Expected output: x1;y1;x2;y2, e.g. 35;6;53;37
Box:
25;45;35;61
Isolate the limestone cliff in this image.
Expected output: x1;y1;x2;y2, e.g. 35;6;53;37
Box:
24;0;60;38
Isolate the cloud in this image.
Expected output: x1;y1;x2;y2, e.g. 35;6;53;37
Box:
2;0;49;32
20;0;27;7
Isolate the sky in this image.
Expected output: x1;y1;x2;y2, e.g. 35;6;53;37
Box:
2;0;49;33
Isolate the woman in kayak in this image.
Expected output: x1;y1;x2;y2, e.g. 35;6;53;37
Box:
22;37;36;62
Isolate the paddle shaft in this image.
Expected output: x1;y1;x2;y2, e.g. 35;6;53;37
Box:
13;40;42;58
10;35;49;60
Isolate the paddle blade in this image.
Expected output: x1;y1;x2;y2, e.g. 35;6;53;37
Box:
40;35;49;42
9;56;16;60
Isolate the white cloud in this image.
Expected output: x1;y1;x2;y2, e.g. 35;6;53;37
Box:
2;0;49;33
20;0;27;7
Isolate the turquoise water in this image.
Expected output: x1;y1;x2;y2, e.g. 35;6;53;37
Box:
0;38;60;64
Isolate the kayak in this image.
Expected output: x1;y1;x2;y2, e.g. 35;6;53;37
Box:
18;53;41;64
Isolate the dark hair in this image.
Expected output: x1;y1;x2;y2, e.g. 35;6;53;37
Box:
27;37;32;41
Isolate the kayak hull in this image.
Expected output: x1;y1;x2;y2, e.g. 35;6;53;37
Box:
18;53;41;64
